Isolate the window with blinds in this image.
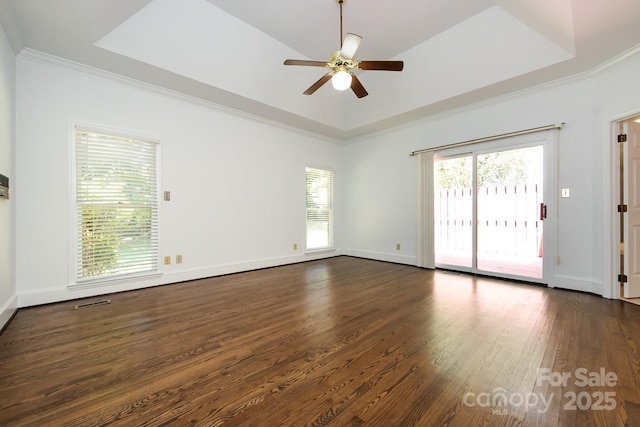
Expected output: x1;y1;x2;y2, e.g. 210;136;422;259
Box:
305;167;334;250
75;126;159;282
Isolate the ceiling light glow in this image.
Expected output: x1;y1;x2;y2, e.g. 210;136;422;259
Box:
331;71;352;91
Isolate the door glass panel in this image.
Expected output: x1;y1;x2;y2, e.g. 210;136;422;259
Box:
434;155;473;268
476;146;543;278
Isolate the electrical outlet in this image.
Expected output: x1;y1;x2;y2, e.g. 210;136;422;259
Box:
396;243;401;250
164;256;171;265
556;256;561;265
176;254;183;264
561;188;570;198
164;191;171;201
293;243;298;250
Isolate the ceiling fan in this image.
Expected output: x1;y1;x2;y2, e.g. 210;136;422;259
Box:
283;0;404;99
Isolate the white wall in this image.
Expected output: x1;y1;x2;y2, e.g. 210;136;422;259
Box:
0;23;16;328
15;55;343;306
342;51;640;296
12;42;640;307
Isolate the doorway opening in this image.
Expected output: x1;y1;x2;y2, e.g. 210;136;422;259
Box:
616;115;640;303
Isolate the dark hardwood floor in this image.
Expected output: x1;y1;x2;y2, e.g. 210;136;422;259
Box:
1;257;640;426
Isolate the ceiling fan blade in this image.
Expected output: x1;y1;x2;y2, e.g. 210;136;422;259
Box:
284;59;328;67
303;73;332;95
358;60;404;71
340;33;362;60
350;74;368;98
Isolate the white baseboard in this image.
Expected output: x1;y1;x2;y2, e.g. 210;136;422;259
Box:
18;251;342;308
0;292;18;330
552;274;604;296
343;249;417;266
15;253;608;309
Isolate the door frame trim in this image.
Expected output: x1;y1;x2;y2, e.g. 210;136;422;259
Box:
605;109;640;299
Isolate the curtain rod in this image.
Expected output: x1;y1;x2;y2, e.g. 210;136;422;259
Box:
409;123;565;157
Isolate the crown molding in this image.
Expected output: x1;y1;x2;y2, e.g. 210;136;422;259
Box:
16;41;640;146
588;43;640;76
17;48;341;144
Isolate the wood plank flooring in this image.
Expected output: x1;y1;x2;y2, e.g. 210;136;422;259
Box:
1;256;640;426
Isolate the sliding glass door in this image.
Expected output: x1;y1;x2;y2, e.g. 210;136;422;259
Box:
476;146;543;278
434;155;473;269
434;141;547;281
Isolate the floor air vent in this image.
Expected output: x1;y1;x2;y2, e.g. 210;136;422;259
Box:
75;299;111;310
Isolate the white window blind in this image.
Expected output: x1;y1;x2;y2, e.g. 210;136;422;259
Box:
75;127;159;281
306;167;334;250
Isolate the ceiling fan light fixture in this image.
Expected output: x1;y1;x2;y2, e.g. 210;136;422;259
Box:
331;70;352;91
283;0;403;98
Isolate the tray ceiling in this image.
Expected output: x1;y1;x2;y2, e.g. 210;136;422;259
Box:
1;0;639;140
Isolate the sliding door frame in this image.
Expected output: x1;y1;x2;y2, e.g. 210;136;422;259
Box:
422;130;558;285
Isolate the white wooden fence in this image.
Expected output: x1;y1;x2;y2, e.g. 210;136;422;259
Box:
434;184;543;258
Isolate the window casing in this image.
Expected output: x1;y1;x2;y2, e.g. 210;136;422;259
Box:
306;167;334;250
74;126;159;282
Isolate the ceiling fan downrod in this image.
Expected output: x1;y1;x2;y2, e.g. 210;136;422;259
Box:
337;0;345;47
